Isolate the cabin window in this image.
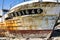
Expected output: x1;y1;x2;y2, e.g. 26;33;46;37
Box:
20;11;23;16
9;8;43;17
26;10;29;15
37;9;40;13
37;9;42;13
13;12;15;17
11;13;13;17
18;12;21;16
23;10;26;15
28;9;32;14
14;12;17;17
21;10;25;15
34;9;37;14
10;13;13;17
16;12;19;16
31;9;35;14
9;14;11;17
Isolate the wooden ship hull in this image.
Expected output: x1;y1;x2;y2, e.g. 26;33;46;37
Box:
1;0;60;39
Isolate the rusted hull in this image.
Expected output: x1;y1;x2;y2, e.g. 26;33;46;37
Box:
9;30;52;34
8;30;52;38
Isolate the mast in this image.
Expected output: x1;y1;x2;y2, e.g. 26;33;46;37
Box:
39;0;42;7
2;0;4;9
39;0;43;3
40;0;42;2
57;0;58;4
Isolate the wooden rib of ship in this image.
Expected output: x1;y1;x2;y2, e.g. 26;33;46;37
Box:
4;0;60;39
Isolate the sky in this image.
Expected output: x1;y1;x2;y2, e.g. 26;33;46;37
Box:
0;0;59;10
0;0;26;10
